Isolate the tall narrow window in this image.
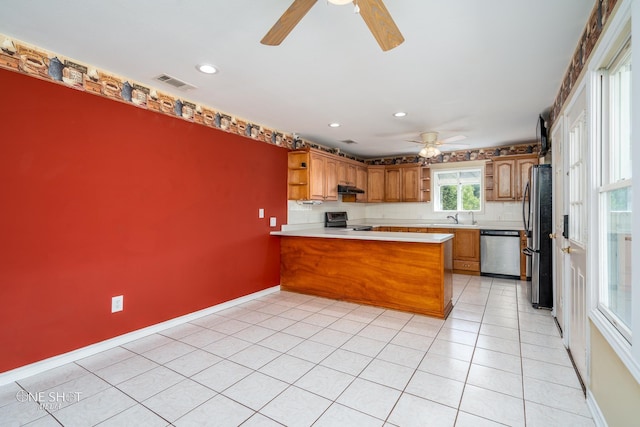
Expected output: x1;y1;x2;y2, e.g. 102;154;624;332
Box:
433;168;482;212
598;40;632;340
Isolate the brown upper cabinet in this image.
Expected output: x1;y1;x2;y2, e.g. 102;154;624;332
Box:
384;167;402;202
288;148;372;202
356;166;368;202
287;149;436;204
384;164;422;202
287;150;311;200
309;151;338;201
287;149;340;201
367;166;385;203
491;154;538;201
421;167;431;202
337;161;357;187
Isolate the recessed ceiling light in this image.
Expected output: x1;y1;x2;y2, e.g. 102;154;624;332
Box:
393;111;407;117
196;64;218;74
328;122;341;128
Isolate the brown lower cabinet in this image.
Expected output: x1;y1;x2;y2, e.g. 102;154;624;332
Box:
372;226;481;275
451;229;481;275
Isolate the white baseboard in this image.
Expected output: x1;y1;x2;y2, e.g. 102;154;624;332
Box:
586;390;608;427
0;285;280;386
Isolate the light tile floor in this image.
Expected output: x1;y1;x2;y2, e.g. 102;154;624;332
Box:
0;275;595;426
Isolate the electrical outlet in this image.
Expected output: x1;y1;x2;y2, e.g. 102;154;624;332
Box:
269;217;277;227
259;208;265;218
111;295;123;313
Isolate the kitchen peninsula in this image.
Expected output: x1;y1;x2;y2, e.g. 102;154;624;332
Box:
270;229;454;318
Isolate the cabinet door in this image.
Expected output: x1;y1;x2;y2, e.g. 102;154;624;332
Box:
356;167;368;202
493;159;516;200
324;157;338;201
337;161;348;185
401;166;421;202
407;227;429;232
367;167;385;203
384;168;402;202
452;229;480;261
427;228;452;234
516;157;537;200
347;164;357;186
309;154;326;200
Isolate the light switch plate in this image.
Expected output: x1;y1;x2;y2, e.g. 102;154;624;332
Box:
111;295;123;313
259;208;265;218
269;217;277;227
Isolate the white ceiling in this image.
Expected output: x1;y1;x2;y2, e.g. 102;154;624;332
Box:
0;0;594;158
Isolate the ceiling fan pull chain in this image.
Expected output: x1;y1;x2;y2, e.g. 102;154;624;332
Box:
354;1;360;14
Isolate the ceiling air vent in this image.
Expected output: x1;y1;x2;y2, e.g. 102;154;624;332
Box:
153;74;197;91
341;139;358;144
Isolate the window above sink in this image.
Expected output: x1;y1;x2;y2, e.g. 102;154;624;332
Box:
433;167;483;213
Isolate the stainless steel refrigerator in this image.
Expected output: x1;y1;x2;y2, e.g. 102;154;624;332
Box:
522;164;553;308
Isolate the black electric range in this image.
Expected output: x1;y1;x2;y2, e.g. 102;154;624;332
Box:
325;212;373;231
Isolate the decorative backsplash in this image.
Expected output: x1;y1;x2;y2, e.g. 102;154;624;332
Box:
0;33;539;166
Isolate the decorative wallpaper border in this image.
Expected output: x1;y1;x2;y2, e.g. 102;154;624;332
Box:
0;33;540;167
364;142;539;166
550;0;618;125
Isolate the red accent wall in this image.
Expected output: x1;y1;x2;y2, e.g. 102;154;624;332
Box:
0;69;287;372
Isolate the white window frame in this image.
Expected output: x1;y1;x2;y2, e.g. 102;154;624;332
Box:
587;0;640;383
597;44;632;342
432;166;483;213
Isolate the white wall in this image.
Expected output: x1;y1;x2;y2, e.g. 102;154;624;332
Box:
366;201;523;223
286;198;524;226
286;200;367;227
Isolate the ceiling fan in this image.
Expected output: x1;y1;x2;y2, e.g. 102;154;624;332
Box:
409;132;468;158
261;0;404;52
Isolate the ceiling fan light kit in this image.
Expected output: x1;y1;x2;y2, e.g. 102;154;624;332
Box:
411;131;467;158
419;145;441;158
261;0;404;52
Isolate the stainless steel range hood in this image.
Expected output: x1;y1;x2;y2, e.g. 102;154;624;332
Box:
337;184;365;194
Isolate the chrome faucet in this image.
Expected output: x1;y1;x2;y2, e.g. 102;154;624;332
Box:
447;213;459;224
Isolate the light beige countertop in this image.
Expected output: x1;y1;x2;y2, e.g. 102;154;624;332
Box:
270;228;454;243
356;220;524;231
280;220;524;232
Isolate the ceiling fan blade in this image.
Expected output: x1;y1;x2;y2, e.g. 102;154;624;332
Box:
442;144;470;149
261;0;317;46
440;135;467;144
356;0;404;51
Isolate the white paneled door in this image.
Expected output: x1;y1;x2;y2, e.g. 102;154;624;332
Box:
551;119;566;335
565;87;588;380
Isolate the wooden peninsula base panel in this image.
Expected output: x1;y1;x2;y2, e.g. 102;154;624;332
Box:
279;236;453;318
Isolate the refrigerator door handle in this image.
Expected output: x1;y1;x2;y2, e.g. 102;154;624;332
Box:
522;181;531;233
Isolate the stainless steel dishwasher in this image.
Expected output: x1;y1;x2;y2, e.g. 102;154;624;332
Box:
480;229;521;279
